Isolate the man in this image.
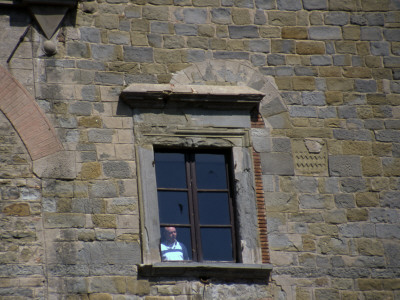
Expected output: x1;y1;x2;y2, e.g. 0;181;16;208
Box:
160;227;189;261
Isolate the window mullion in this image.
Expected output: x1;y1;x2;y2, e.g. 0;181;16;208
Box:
189;152;202;262
186;152;198;261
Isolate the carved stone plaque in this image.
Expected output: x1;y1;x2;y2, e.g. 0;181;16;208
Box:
293;139;328;176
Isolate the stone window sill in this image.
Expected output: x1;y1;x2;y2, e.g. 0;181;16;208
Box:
137;262;272;281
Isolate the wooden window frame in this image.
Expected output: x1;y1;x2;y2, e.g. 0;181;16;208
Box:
155;149;238;263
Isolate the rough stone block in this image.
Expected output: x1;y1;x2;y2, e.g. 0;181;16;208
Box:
289;106;317;117
338;106;357;119
384;29;400;42
192;0;221;6
89;181;118;198
251;54;266;66
329;155;362;177
92;214;117;229
292;76;315;90
309;26;342;40
267;54;285;65
174;24;198;36
354;79;377;93
384;57;400;68
346;208;368;222
303;0;327;10
183;8;207;24
255;0;275;9
376;224;400;239
213;51;249;60
299;194;331;209
80;241;140;265
382;158;400;176
33;151;77;180
102;161;132;179
254;9;267;25
277;0;302;10
249;39;270;53
95;72;124;85
370;42;390;56
381;191;400;209
126;278;150;295
311;55;332;66
259;26;281;38
268;11;296;26
228;25;259;38
296;41;325;55
80;27;101;43
339;223;362;237
360;27;382;41
44;213;85;228
281;27;307;39
232;8;251;25
67;42;90;58
211;8;232;24
326;78;353;91
340;177;366;193
124;47;154;62
301;91;326;106
325;12;349;26
361;157;382;176
261;153;294;175
375;130;400;143
333;129;372;141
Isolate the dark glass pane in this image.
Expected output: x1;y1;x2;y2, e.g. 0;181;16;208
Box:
160;226;192;261
198;192;230;225
155;152;187;188
195;154;227;189
201;228;233;261
158;191;189;224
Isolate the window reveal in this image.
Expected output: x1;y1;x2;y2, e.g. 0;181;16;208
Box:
155;150;237;262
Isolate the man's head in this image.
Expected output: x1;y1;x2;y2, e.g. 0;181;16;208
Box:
163;227;177;244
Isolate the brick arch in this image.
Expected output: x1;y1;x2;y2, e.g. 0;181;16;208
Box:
0;66;62;161
170;60;291;129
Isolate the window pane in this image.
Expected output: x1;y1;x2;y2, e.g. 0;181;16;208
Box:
195;154;227;189
158;191;189;224
198;192;230;225
160;226;192;261
201;228;233;261
155;152;187;188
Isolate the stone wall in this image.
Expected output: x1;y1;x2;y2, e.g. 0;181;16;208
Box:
0;0;399;299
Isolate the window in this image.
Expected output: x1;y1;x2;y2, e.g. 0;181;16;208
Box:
155;150;237;262
121;83;272;279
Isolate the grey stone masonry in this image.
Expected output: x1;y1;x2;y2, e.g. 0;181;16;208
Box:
1;1;400;300
329;155;362;177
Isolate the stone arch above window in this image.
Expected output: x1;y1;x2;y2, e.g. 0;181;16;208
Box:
0;66;63;161
170;60;292;130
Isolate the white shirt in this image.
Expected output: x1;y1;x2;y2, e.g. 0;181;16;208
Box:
160;240;188;261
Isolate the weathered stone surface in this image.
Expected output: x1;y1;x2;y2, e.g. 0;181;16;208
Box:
2;203;30;216
33;151;77;179
261;153;295;175
329;155;362;177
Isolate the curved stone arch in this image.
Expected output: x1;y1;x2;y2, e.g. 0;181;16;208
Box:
170;60;292;129
0;65;63;161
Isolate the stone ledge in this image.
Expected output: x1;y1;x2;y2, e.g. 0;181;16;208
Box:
137;262;272;281
121;84;265;110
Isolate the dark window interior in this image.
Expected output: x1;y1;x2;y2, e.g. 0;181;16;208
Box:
155;149;236;262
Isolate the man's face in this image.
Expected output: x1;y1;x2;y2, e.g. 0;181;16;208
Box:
164;227;177;243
